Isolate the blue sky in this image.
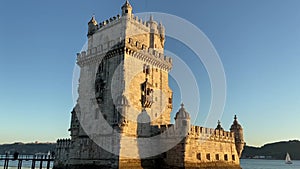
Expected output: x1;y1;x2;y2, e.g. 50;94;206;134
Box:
0;0;300;147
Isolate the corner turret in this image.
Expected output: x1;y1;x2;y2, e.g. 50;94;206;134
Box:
122;0;132;16
87;15;98;37
230;115;245;158
158;22;165;47
146;15;165;52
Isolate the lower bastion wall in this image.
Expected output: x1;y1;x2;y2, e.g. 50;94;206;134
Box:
54;124;241;169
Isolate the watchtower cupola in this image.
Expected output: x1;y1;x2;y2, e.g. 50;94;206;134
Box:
230;115;245;158
175;103;191;129
122;0;132;16
87;15;98;37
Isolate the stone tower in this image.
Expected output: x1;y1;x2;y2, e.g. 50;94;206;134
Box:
67;0;173;164
81;0;173;134
230;115;245;158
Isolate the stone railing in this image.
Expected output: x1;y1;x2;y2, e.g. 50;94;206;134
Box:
56;139;71;149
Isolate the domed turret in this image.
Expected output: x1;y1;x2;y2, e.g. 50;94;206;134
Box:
215;120;224;131
137;109;151;137
175;103;190;130
121;0;132;16
87;15;98;37
147;15;158;33
158;22;165;47
158;22;165;36
230;115;245;158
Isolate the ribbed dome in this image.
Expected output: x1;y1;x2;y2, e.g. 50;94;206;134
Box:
137;109;151;123
175;103;190;120
230;115;242;130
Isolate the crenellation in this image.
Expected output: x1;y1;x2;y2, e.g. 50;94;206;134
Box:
96;14;123;30
184;125;236;144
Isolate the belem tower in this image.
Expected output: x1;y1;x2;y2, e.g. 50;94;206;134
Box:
54;1;245;169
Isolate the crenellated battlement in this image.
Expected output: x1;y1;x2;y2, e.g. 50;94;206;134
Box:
91;13;164;36
188;125;235;142
98;14;122;29
148;124;235;143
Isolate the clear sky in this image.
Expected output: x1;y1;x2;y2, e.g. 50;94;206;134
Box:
0;0;300;147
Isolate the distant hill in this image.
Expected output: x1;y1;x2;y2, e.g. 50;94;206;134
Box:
242;140;300;160
0;142;55;155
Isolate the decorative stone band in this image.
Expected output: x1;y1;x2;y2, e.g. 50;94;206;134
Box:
125;45;172;71
77;41;124;67
77;42;172;71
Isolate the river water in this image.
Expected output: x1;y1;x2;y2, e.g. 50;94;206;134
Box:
240;159;300;169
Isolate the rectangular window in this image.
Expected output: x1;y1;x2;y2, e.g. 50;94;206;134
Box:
168;97;172;104
206;153;210;161
232;155;235;161
197;153;201;160
224;154;228;161
143;64;146;73
215;154;219;160
146;65;150;75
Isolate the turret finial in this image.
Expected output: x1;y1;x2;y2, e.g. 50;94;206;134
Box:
123;0;131;7
149;14;154;21
180;102;184;108
234;115;237;121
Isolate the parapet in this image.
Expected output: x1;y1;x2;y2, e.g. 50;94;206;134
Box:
125;38;172;71
76;40;125;66
188;125;235;142
151;124;235;142
98;14;121;30
90;13;165;38
77;37;172;71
